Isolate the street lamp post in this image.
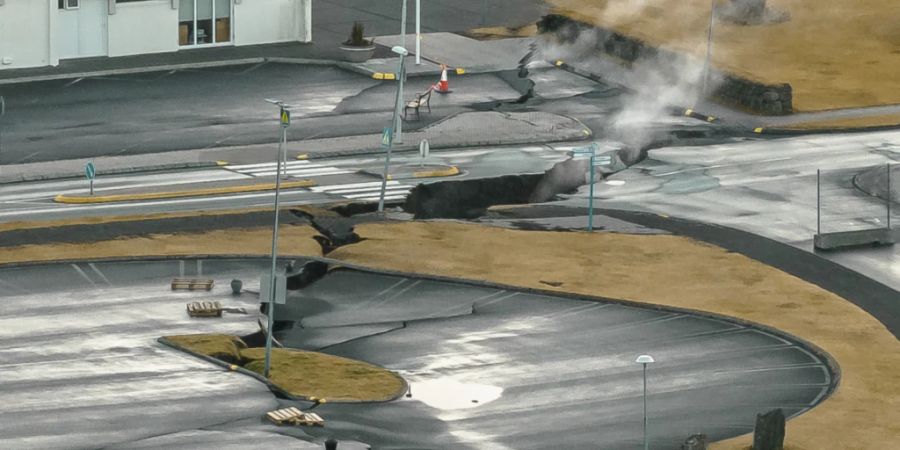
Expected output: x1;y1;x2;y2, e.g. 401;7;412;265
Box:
415;0;421;65
399;0;408;50
636;354;655;450
262;98;291;378
703;0;716;95
377;45;409;213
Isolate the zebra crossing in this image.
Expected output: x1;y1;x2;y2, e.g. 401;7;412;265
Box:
310;181;413;203
225;160;352;178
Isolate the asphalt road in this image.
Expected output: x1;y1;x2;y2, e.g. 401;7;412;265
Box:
0;257;834;449
566;129;900;293
0;63;530;165
0;144;578;222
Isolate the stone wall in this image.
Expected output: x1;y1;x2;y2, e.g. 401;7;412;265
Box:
537;14;793;115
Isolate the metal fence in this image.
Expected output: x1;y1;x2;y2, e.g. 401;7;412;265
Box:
815;163;898;249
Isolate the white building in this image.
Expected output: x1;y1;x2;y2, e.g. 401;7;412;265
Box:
0;0;312;70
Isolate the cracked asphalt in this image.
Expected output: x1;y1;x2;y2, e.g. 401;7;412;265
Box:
0;257;834;450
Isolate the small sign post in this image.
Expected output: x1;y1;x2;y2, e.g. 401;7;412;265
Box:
571;143;600;231
85;161;96;196
377;127;394;213
419;139;430;167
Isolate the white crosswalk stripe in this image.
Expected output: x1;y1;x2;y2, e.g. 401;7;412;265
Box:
311;181;413;202
225;160;352;178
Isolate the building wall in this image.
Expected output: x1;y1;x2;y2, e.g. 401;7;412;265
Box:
108;0;179;58
0;0;54;70
0;0;312;71
234;0;311;46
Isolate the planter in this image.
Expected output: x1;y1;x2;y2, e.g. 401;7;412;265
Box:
339;45;376;63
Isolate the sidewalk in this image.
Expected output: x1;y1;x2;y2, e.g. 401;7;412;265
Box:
0;33;536;86
0;110;591;184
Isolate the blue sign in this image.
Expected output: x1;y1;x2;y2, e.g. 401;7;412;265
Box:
381;127;393;149
85;162;96;180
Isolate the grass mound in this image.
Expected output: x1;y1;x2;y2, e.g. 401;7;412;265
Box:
163;334;405;402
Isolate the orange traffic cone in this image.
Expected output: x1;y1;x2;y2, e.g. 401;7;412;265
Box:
433;64;451;94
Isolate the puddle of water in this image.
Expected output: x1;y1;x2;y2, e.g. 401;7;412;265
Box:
406;377;503;410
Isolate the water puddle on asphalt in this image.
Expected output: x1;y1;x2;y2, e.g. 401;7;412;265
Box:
405;378;503;410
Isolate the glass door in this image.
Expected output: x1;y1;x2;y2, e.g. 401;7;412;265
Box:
179;0;231;47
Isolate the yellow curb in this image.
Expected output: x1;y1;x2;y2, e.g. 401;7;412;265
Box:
754;127;764;133
413;165;460;178
229;364;239;371
707;116;716;122
296;153;309;160
455;68;466;75
216;161;229;166
372;72;396;80
684;109;694;115
555;60;565;66
54;180;317;204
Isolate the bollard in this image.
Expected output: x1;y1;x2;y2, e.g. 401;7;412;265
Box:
325;438;338;450
753;408;785;450
230;279;243;295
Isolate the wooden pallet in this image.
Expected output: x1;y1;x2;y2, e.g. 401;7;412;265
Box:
171;278;214;291
266;407;324;427
186;301;223;318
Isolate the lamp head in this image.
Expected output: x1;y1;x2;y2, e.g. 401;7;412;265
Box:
391;46;409;56
635;354;655;364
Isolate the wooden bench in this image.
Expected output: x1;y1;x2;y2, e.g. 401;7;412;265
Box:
171;278;214;291
266;406;325;427
404;87;432;121
186;301;223;318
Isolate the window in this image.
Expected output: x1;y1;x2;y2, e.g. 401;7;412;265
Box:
58;0;79;9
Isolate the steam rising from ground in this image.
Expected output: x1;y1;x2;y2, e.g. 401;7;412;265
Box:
536;3;720;152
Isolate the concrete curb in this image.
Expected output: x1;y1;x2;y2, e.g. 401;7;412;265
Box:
753;122;900;136
0;58;267;86
361;165;461;180
53;179;316;204
157;330;408;404
0;161;220;185
412;165;460;178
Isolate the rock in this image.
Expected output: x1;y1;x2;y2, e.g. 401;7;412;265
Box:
682;433;708;450
286;261;329;290
753;408;785;450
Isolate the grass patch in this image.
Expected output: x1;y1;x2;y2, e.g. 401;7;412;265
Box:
547;0;900;112
164;334;406;402
777;113;900;131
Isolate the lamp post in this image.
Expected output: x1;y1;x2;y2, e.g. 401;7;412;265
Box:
399;0;408;50
415;0;421;65
377;45;408;213
636;354;655;450
261;98;291;378
703;0;716;95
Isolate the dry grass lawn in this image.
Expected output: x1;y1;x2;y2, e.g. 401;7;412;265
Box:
777;112;900;131
164;334;406;402
547;0;900;113
2;220;899;448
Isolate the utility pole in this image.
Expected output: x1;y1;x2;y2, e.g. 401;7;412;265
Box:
262;98;290;378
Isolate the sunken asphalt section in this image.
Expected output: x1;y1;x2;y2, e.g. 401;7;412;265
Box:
0;256;834;450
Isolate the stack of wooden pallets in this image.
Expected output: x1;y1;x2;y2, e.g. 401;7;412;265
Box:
186;301;223;318
171;278;214;291
266;407;325;427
